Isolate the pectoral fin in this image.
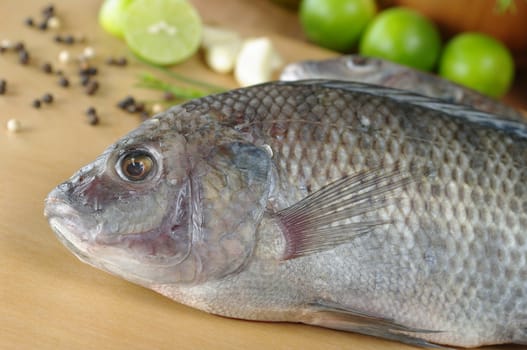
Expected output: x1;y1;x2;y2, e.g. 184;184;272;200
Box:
304;300;448;349
275;165;430;259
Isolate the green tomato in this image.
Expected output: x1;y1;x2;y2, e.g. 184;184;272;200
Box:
439;32;515;98
99;0;135;38
359;7;441;71
300;0;376;52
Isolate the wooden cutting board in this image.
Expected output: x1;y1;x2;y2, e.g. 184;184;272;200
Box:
0;1;523;350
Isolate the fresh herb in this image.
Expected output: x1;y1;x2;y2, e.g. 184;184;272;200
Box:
136;73;225;101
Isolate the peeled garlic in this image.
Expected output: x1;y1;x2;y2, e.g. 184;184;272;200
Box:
234;37;282;87
201;26;241;49
201;26;242;74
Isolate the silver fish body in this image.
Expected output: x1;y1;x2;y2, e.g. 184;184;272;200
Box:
281;55;525;122
45;81;527;348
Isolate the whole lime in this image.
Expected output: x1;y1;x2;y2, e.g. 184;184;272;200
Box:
439;32;514;98
359;7;441;71
299;0;376;52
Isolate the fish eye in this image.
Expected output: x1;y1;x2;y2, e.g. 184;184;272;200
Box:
351;56;368;66
117;150;156;182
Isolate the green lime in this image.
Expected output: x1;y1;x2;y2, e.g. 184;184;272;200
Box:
359;7;441;71
98;0;135;38
123;0;202;66
299;0;376;52
439;32;514;98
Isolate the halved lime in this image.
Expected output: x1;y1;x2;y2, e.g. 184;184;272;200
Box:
123;0;202;66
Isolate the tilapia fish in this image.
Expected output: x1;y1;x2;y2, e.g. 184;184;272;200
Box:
281;55;525;122
45;81;527;348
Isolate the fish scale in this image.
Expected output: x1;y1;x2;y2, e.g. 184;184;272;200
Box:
45;81;527;348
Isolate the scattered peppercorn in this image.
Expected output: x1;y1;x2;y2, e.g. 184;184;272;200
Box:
79;66;97;76
18;50;29;65
53;34;63;43
85;107;99;125
25;17;34;27
163;91;175;101
85;106;96;116
134;102;145;113
41;62;53;74
32;99;41;108
63;35;74;45
117;96;135;110
42;4;55;18
58;76;69;87
80;75;90;86
14;42;25;51
106;56;128;66
85;80;99;95
87;114;99;125
0;80;6;95
38;21;48;31
116;57;128;66
42;93;53;104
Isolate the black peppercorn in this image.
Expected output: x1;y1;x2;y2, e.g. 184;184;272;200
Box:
41;62;53;74
116;57;128;66
63;35;74;45
42;4;55;18
85;106;96;116
80;75;90;86
18;50;29;65
38;20;48;31
117;96;135;109
0;79;6;95
42;93;53;104
14;42;25;51
85;80;99;95
84;106;99;125
58;76;69;87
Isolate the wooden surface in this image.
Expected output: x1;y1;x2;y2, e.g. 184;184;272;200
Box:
0;1;524;350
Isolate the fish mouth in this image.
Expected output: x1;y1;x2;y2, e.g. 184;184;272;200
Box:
45;185;193;280
45;194;97;264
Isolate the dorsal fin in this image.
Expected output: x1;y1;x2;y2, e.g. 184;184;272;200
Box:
282;80;527;138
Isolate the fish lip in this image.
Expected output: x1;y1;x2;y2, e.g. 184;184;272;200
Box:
45;188;96;253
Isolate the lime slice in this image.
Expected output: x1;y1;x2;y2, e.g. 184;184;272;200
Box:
98;0;135;38
123;0;202;66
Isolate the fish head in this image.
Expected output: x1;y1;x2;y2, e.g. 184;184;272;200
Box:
44;116;202;286
280;55;386;82
45;111;274;287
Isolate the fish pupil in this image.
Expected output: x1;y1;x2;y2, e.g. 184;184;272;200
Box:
119;150;154;181
127;158;145;177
